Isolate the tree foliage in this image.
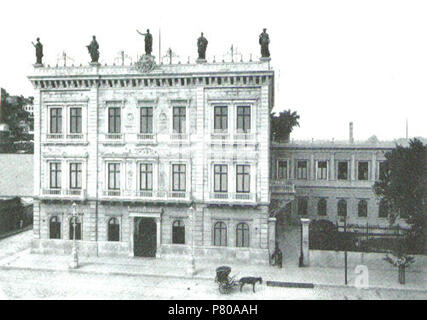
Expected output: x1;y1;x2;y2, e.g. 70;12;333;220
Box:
270;109;300;142
1;88;32;140
373;138;427;253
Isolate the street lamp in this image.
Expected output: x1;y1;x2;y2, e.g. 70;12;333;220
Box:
187;202;196;276
338;215;348;285
70;202;79;269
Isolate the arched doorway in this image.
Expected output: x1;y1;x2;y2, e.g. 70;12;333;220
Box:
134;217;157;257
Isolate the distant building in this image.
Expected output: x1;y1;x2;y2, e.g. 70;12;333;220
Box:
23;103;34;118
270;138;404;228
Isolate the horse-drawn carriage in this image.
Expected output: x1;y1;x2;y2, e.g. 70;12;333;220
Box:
215;266;262;294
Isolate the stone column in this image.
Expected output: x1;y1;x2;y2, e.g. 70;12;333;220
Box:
129;217;134;257
300;218;310;266
268;217;276;262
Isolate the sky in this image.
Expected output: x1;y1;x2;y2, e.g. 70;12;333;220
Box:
0;0;426;141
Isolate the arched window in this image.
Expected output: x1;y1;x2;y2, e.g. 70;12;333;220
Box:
378;199;389;218
337;199;347;217
69;216;81;240
108;217;120;241
49;216;61;239
236;223;249;247
172;220;185;244
214;221;227;246
317;199;327;216
358;200;368;217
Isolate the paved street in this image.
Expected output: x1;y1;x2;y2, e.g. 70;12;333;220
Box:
0;267;425;300
0;230;425;299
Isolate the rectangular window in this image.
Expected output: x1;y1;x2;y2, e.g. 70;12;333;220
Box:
214;165;228;192
50;108;62;133
296;160;308;180
140;107;153;134
70;107;82;134
277;160;288;179
236;165;250;193
358;161;369;180
50;162;61;189
317;161;328;180
69;163;82;189
214;106;228;132
108;163;120;190
108;107;121;134
337;161;349;180
173;107;186;134
236;106;251;133
139;163;153;191
172;164;186;192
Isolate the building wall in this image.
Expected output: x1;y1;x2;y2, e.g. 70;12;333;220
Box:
30;61;274;263
271;144;397;226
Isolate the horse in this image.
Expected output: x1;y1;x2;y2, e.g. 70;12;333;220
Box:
239;277;263;293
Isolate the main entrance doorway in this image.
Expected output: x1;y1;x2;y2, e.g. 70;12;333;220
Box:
134;217;157;257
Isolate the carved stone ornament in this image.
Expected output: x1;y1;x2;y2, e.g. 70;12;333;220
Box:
135;54;157;73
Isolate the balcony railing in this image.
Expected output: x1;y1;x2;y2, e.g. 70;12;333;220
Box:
41;188;86;199
66;133;84;140
105;133;123;140
211;133;230;141
232;192;255;201
170;133;188;140
100;190;190;201
270;180;296;194
46;133;63;140
233;133;255;141
137;133;155;141
209;192;256;202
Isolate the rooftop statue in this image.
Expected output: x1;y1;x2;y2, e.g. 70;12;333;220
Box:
32;38;43;65
197;32;208;60
259;28;270;58
86;35;99;63
137;29;153;55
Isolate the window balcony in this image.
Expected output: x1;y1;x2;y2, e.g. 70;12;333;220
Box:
137;133;155;140
233;192;255;201
211;132;230;141
105;133;123;140
233;133;255;141
103;190;121;197
41;188;87;200
66;133;84;140
100;190;190;202
270;180;296;194
46;133;63;140
210;192;229;200
170;133;188;141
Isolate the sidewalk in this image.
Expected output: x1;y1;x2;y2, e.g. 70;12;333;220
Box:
0;249;425;292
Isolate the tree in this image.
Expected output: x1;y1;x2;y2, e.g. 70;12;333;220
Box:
271;109;300;142
373;138;427;254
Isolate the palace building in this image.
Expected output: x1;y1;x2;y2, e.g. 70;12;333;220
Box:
28;58;275;263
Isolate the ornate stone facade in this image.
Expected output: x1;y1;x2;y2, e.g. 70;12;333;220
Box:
29;61;274;263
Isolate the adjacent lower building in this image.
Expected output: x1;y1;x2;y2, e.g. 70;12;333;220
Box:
28;58;275;263
270;140;401;229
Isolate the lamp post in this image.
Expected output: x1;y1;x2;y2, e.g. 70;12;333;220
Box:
338;215;348;285
70;202;79;269
187;202;196;276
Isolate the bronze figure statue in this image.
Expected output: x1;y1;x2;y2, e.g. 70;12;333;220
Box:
86;35;99;63
32;38;43;65
137;29;153;55
259;28;270;58
197;32;208;60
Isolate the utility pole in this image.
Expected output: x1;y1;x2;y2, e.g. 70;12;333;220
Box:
344;215;348;285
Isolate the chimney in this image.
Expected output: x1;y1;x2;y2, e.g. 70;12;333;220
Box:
349;122;354;144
